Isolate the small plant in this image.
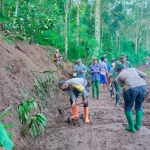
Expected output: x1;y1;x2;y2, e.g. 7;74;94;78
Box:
5;66;12;71
18;99;38;124
0;106;14;150
17;99;47;139
34;71;58;100
24;113;46;138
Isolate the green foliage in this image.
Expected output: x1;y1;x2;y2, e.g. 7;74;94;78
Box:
2;0;150;66
0;123;14;150
33;70;58;100
18;99;37;124
5;66;12;71
0;106;11;120
24;113;46;139
0;106;14;150
17;99;47;139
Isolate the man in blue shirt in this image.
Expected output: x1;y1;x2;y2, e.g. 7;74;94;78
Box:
90;58;101;99
73;59;87;78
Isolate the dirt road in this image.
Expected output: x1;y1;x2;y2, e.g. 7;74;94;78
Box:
31;91;150;150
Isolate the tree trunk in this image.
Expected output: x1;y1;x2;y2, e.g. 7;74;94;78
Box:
146;19;150;50
116;30;119;51
64;0;69;60
135;0;145;53
76;0;80;46
100;19;103;51
15;0;19;17
94;0;100;56
1;0;5;16
135;23;140;53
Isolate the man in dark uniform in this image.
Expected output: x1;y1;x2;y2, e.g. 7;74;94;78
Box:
110;54;131;106
116;64;147;132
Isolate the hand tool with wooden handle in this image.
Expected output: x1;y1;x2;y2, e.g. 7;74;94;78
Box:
58;102;83;114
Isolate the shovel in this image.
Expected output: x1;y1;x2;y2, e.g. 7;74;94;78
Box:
58;102;83;115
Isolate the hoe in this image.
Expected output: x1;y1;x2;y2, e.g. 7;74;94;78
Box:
58;102;83;114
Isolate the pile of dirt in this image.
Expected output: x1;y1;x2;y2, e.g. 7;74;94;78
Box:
1;38;150;150
0;39;73;149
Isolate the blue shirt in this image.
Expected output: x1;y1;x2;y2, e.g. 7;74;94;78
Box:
90;64;101;81
106;62;111;73
74;64;87;78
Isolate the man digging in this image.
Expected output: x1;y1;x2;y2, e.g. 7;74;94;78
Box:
116;64;147;132
59;78;90;123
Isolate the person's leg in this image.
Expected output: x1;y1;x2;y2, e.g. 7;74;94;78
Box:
123;89;136;132
134;86;147;130
102;75;107;92
69;90;80;118
114;82;120;106
100;75;103;92
95;80;100;98
82;92;90;123
92;81;96;98
110;81;115;97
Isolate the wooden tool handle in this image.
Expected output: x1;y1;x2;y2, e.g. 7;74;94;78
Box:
60;102;83;111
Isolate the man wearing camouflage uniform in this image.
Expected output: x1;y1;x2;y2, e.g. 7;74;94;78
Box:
110;54;131;106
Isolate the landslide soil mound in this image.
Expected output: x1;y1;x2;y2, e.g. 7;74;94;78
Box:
0;39;72;149
1;39;150;150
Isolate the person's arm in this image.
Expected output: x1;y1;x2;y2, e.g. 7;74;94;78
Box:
90;65;95;74
80;65;87;74
73;65;79;73
97;65;101;73
67;91;76;107
54;53;59;58
116;76;124;88
136;69;148;79
128;62;131;68
105;64;108;75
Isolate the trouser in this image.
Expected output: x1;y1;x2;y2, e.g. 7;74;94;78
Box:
70;82;90;107
92;80;100;98
123;85;147;112
110;81;120;103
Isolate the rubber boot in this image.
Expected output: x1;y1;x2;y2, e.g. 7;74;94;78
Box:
116;94;120;107
70;105;79;119
135;111;143;131
125;111;136;133
84;107;90;123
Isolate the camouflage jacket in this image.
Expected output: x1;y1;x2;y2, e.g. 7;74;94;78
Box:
110;61;131;78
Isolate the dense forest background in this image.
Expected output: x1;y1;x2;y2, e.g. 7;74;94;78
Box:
0;0;150;66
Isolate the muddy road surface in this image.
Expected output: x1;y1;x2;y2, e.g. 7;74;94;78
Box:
32;91;150;150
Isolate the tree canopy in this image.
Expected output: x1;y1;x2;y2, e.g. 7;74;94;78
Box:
0;0;150;66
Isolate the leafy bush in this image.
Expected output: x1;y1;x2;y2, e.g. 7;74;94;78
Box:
33;71;58;101
17;99;46;139
0;106;14;150
18;99;37;124
24;113;46;138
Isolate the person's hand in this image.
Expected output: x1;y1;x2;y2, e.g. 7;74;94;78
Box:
83;99;87;104
72;101;76;107
110;78;113;82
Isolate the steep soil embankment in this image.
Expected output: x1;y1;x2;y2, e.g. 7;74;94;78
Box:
1;39;150;150
0;39;72;149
